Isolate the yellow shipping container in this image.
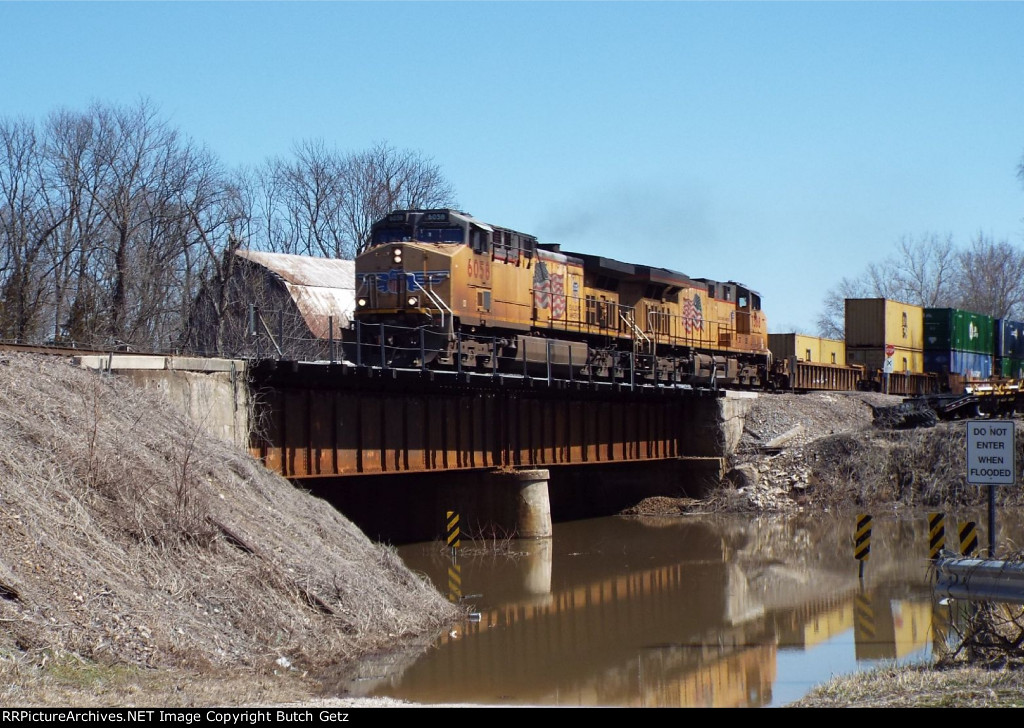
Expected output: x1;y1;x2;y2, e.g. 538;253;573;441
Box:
845;298;924;351
847;346;924;374
768;333;845;365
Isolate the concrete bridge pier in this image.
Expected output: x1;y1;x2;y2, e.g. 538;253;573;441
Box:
496;468;552;540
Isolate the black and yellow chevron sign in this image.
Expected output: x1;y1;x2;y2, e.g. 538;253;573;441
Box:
855;592;876;640
446;510;461;551
447;562;462;603
958;521;978;557
854;514;872;561
929;512;945;559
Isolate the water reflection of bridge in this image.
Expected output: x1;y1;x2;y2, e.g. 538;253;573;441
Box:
369;517;939;707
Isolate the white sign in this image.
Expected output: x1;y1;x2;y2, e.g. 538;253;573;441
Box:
967;420;1016;485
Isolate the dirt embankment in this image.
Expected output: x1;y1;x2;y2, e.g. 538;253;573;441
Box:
628;388;1024;516
0;353;460;707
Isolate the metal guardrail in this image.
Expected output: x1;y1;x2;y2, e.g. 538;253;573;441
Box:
933;556;1024;603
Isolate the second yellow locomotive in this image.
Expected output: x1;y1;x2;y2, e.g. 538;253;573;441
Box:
353;209;771;387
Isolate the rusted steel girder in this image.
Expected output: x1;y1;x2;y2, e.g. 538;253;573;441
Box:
248;361;721;478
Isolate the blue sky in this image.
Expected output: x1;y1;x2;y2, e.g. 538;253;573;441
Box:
3;1;1023;334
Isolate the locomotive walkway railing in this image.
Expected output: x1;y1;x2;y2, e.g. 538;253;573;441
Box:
346;320;697;391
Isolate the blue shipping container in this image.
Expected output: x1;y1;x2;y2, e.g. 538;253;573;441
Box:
996;319;1024;359
924;350;993;380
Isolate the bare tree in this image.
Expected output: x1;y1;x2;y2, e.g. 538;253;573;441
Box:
816;276;873;340
251;140;457;259
266;139;347;258
878;233;957;307
0;100;458;353
954;232;1024;320
816;232;958;337
178;170;249;356
344;142;457;255
43;108;107;344
0;117;66;342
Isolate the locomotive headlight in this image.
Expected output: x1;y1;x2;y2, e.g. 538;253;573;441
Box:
357;297;367;308
406;295;419;308
392;246;403;265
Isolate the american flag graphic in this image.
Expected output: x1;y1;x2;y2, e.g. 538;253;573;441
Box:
533;260;551;310
550;271;565;319
683;294;704;334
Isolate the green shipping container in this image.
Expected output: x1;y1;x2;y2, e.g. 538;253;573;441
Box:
923;308;994;355
998;357;1024;379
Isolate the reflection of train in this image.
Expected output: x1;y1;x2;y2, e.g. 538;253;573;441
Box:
353;209;772;387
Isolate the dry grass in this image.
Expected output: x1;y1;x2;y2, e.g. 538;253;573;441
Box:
792;664;1024;708
800;422;1024;511
0;352;460;706
796;587;1024;708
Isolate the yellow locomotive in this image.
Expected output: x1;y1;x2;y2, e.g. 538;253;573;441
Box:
353;209;771;387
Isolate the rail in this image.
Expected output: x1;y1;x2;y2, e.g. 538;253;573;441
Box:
414;280;453;336
620;311;650;353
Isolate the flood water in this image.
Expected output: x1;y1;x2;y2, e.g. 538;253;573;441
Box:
339;510;1022;708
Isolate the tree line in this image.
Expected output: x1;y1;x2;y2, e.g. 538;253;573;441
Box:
816;152;1024;340
6;98;1021;353
0;99;456;352
815;231;1024;339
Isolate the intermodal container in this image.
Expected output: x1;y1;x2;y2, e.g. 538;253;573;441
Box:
923;308;994;355
924;350;993;380
847;346;924;374
845;298;924;350
768;333;845;365
995;319;1024;359
997;357;1024;379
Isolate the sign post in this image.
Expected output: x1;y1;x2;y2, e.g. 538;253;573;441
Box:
882;344;895;393
966;420;1016;557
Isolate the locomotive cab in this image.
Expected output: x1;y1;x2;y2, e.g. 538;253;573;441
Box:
729;282;767;352
354;209;539;369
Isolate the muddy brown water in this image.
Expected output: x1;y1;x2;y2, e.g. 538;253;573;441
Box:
331;509;1024;708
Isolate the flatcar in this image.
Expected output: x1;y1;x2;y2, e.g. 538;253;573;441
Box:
352;209;772;387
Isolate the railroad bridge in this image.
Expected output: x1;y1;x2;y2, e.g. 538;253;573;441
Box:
75;353;751;544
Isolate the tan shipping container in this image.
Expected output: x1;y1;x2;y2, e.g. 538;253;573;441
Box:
845;298;924;351
846;346;924;374
768;333;845;365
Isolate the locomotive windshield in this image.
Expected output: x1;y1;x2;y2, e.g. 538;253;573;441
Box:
371;228;410;245
368;209;500;251
416;226;465;244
